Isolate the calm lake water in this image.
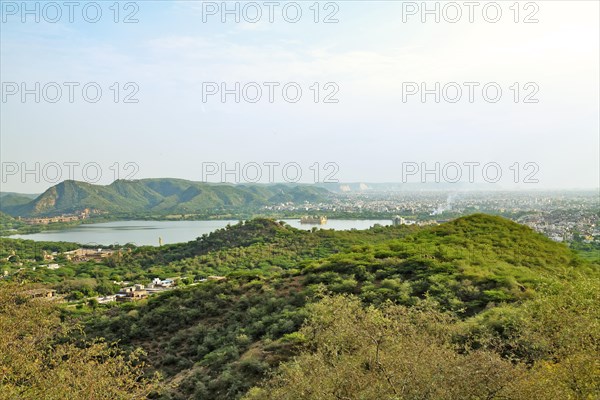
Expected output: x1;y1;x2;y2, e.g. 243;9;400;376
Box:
11;219;392;246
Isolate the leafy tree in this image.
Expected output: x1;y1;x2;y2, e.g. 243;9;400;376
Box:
246;287;599;400
88;298;99;309
0;284;157;399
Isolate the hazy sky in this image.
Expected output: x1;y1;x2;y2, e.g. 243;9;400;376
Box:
1;1;598;193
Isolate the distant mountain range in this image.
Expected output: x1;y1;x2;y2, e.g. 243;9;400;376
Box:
0;179;331;217
0;192;40;207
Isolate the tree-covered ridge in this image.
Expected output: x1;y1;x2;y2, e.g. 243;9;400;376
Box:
0;237;80;254
0;219;418;303
1;179;331;217
86;278;309;399
0;193;35;208
80;218;419;281
76;214;596;399
304;214;585;313
245;276;599;400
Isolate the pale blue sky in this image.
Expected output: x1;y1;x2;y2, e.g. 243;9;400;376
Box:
1;1;598;192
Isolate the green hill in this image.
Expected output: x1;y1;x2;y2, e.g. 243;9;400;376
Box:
79;214;595;400
0;192;37;208
0;192;39;199
1;179;331;217
301;214;584;313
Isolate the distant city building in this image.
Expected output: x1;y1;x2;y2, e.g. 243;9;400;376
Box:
116;285;148;302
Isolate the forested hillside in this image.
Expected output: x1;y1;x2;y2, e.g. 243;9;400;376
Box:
70;214;599;399
1;179;330;217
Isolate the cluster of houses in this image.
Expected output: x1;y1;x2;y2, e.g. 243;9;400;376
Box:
63;248;117;262
9;248;117;271
16;274;227;305
18;209;92;225
104;276;225;303
96;278;175;303
5;248;117;266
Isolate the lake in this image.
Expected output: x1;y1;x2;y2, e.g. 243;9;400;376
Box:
10;219;393;246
